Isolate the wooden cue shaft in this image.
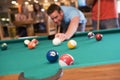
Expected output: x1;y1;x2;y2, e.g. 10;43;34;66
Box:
57;26;60;33
97;0;100;30
0;23;3;40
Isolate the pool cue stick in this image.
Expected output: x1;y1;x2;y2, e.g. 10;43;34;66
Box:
97;0;100;30
0;22;3;40
57;26;60;33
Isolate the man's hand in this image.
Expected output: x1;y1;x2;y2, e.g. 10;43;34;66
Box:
55;33;68;42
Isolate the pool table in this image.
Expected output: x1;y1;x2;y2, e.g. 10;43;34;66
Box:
0;28;120;80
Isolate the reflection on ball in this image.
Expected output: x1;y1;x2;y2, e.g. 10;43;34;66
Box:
67;40;77;49
52;38;61;46
59;54;74;67
46;50;59;63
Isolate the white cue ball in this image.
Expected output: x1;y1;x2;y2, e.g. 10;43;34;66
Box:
52;38;61;46
24;39;30;45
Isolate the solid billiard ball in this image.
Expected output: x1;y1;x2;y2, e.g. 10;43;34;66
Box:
67;39;77;49
88;32;95;38
95;33;103;41
52;38;61;46
24;39;30;46
1;43;8;50
59;54;74;67
46;50;59;63
28;41;36;49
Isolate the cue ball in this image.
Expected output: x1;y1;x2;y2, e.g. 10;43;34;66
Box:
24;39;30;46
1;43;8;50
46;50;59;63
52;38;61;46
59;54;74;67
95;33;103;41
67;40;77;49
88;32;95;38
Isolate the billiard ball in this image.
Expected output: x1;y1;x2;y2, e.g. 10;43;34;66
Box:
1;43;8;50
52;38;61;46
46;50;59;63
24;39;30;46
31;39;39;45
95;33;103;41
67;39;77;49
88;32;95;38
59;54;74;67
28;41;36;49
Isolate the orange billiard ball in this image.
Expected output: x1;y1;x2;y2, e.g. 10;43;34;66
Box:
28;42;36;49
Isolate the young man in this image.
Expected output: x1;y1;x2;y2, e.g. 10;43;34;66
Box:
47;4;86;42
86;0;120;30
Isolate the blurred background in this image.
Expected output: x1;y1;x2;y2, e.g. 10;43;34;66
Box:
0;0;120;40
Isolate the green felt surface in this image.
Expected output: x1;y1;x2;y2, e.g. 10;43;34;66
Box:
0;28;120;79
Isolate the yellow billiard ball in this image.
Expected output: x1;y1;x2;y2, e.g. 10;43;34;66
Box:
67;40;77;49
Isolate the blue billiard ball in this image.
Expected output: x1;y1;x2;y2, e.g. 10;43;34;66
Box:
46;50;59;63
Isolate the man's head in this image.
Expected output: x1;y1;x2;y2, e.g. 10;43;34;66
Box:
47;4;64;26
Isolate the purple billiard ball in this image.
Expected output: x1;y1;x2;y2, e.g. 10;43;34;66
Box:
88;32;95;38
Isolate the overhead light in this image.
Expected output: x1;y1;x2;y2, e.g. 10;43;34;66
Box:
54;0;58;2
11;1;17;4
24;1;29;5
44;0;48;3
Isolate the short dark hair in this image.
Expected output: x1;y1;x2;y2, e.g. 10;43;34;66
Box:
47;4;62;15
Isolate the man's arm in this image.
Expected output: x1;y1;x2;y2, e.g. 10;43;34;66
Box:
55;16;80;42
65;16;80;40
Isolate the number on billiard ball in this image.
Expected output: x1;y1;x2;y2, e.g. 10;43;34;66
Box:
95;33;103;41
46;50;59;63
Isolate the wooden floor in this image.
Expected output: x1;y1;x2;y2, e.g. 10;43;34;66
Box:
0;63;120;80
59;63;120;80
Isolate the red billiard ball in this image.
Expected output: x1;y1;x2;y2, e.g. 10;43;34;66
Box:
95;33;103;41
59;54;74;67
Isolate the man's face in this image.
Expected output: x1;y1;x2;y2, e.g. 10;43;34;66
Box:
49;10;63;26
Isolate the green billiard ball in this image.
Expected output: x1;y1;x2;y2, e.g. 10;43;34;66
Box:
1;43;8;50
